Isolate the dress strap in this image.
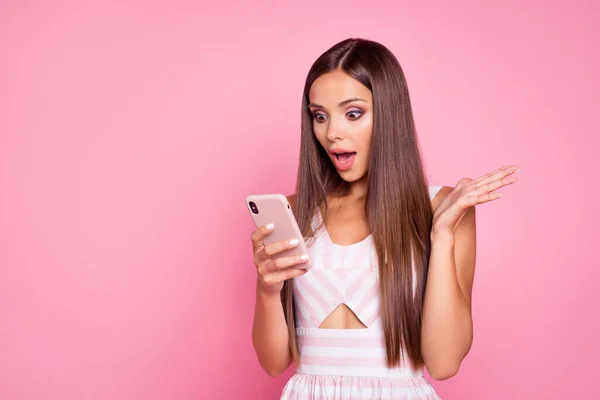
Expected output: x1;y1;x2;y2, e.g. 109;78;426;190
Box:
428;185;443;199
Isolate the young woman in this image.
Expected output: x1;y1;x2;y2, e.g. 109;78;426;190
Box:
250;38;519;399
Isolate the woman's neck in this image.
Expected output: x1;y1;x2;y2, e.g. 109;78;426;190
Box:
347;176;368;199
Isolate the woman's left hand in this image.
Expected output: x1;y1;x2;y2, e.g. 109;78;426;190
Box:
432;165;520;236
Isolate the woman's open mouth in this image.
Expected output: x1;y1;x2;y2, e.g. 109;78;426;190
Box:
331;151;356;171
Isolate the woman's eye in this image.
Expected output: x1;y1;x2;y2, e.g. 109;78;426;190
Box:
313;113;327;123
347;111;363;120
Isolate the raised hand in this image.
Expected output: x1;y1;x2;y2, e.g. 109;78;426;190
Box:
432;165;520;235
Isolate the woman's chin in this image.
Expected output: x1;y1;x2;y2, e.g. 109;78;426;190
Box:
337;170;366;183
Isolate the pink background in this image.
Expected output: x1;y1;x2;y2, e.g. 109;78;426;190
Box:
1;1;598;399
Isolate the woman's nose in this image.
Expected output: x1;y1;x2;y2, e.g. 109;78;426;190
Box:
326;121;344;141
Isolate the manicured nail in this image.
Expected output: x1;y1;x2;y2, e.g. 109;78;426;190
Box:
300;254;310;261
266;223;274;230
514;168;520;172
289;238;299;246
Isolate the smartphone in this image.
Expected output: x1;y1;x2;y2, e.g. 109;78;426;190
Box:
245;193;311;268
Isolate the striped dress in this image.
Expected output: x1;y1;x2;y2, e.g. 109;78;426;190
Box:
280;186;443;400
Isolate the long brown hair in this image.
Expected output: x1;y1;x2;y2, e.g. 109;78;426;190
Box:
282;38;434;370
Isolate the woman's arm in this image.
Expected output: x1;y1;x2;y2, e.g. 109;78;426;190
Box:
421;166;519;380
252;284;293;377
421;188;476;380
251;194;307;377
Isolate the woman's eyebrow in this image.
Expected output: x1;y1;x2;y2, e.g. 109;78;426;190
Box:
308;97;367;109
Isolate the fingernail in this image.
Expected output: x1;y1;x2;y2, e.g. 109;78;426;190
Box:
515;168;520;173
300;254;310;261
289;238;299;246
266;223;274;230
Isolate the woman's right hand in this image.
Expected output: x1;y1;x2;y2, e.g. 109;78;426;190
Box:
251;223;310;296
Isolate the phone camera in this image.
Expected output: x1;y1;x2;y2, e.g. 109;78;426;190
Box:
249;201;259;215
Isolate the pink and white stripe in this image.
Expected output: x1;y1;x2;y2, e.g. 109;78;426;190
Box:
282;186;443;400
295;328;425;378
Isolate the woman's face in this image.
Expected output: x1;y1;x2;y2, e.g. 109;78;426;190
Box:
308;70;374;184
